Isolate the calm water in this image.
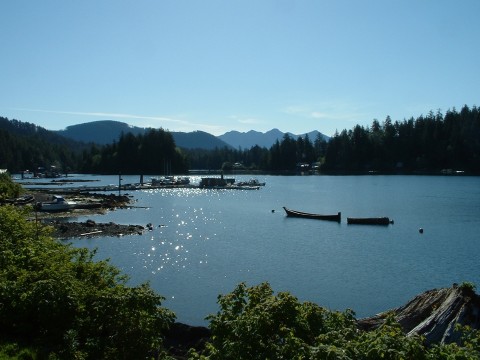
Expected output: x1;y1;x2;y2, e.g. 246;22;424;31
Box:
26;175;480;325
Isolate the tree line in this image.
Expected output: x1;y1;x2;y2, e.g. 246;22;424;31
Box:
183;105;480;174
78;129;189;175
181;134;328;173
1;104;479;175
0;117;80;174
323;105;480;173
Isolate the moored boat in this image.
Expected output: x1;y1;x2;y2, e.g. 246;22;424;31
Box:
38;195;76;212
347;217;393;225
199;176;235;188
174;176;190;185
151;176;175;186
283;207;341;222
237;178;266;187
151;176;190;187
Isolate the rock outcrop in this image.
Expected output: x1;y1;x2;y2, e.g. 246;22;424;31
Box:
49;219;145;239
358;284;480;345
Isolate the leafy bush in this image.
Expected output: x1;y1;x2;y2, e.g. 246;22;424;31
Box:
189;282;357;359
459;281;477;293
0;173;22;200
189;282;480;360
0;205;175;359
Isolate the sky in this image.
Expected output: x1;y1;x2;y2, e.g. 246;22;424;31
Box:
1;1;479;137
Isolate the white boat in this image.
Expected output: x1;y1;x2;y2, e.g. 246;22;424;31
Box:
151;176;175;186
174;176;190;185
38;195;76;212
151;176;190;186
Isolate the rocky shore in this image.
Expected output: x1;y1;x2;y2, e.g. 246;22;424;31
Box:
32;191;133;217
47;219;146;239
26;191;149;239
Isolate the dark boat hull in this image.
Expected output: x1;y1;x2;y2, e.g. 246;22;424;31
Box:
283;207;341;222
347;217;393;225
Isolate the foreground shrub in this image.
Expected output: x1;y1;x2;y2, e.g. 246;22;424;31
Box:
0;205;175;359
189;282;357;359
0;172;22;201
190;282;480;360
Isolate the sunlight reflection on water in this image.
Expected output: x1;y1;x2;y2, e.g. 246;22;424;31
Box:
66;175;480;326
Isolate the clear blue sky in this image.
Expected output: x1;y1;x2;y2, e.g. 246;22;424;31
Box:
1;1;479;137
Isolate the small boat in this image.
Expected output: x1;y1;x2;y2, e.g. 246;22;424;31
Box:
199;176;235;188
283;207;341;222
38;195;76;212
174;176;190;185
151;176;175;186
347;217;393;225
237;179;266;187
150;176;190;187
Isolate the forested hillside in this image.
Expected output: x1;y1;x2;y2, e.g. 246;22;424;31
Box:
2;105;479;175
323;105;480;173
183;132;328;172
185;105;479;174
78;129;189;174
56;120;146;145
0;117;81;173
0;118;188;175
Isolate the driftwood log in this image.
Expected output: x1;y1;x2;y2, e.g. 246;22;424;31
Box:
358;283;480;345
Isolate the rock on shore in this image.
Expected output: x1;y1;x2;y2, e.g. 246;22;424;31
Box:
48;219;145;239
358;283;480;345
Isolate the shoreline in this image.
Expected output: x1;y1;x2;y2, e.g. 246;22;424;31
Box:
47;219;146;239
25;190;148;239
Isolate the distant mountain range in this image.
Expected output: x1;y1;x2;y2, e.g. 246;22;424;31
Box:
218;129;329;149
56;120;144;145
56;120;329;150
55;120;232;150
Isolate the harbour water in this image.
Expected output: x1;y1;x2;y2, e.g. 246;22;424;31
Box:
23;174;480;325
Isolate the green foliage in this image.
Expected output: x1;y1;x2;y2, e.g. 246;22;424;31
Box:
323;105;480;173
0;117;80;173
0;342;37;360
184;133;326;173
190;283;480;360
459;282;477;293
79;128;188;175
0;173;23;200
190;282;357;359
0;205;175;359
341;314;426;360
425;324;480;359
185;105;480;174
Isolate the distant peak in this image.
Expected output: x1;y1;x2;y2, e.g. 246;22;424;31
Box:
265;128;283;135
